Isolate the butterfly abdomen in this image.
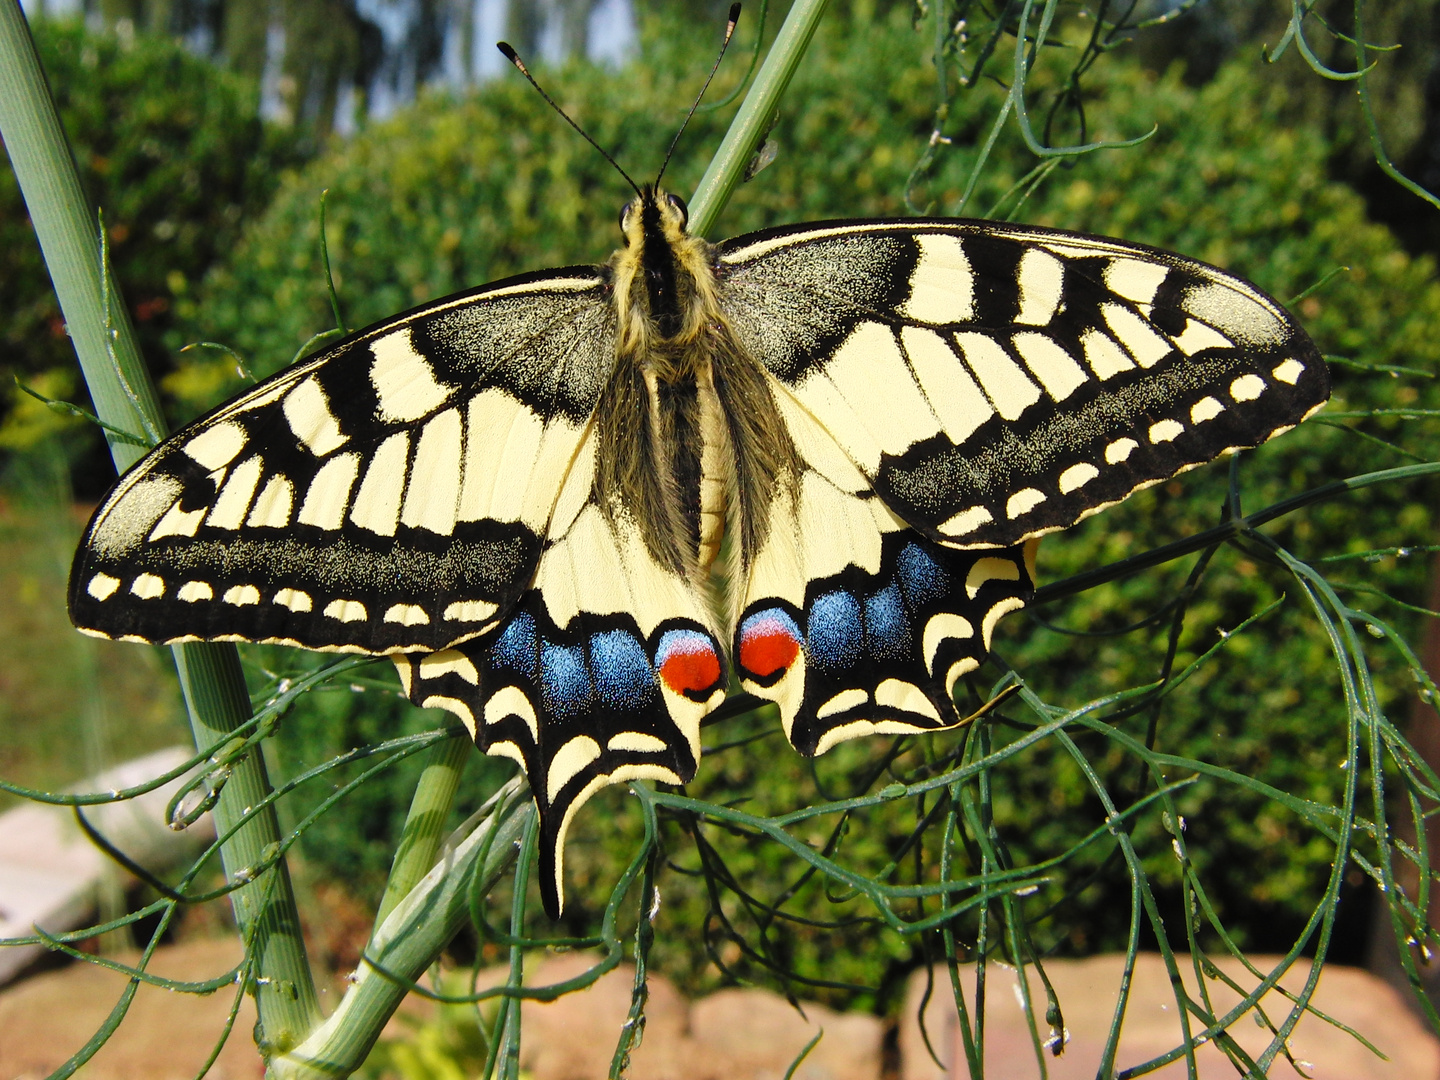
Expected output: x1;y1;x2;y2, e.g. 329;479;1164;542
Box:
694;364;730;571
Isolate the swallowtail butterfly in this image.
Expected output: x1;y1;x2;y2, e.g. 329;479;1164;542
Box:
68;185;1328;916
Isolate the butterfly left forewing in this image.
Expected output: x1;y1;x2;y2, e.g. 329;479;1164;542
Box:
70;269;614;654
717;219;1329;550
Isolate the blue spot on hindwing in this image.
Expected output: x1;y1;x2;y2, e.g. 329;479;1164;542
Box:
895;542;951;607
590;629;656;711
490;610;539;678
806;590;863;672
864;583;911;660
541;643;593;720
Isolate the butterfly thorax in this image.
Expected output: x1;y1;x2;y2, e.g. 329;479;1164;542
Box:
598;187;797;596
610;186;717;355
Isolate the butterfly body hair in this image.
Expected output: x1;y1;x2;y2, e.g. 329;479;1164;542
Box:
599;186;799;614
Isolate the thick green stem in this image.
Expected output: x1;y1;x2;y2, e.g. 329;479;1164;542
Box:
269;781;531;1080
0;0;156;470
687;0;834;237
373;732;473;929
171;645;322;1053
0;0;321;1054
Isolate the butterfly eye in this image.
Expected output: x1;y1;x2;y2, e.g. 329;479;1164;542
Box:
666;192;688;227
618;203;630;239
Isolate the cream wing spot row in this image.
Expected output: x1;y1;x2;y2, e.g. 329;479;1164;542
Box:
71;201;1328;918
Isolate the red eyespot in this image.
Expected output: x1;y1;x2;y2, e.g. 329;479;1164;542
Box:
737;609;802;680
655;629;723;696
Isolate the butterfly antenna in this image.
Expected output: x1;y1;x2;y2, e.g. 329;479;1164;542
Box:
497;42;643;197
655;3;741;188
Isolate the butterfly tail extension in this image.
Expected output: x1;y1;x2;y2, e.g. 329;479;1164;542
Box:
396;591;726;919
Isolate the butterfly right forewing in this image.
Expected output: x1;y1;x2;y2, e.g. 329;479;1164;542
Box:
716;219;1329;550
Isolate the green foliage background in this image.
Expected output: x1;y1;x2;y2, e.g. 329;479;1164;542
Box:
147;7;1440;1009
0;20;306;479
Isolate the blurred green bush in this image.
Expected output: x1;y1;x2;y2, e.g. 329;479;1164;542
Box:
159;8;1440;1009
255;650;513;907
0;19;307;486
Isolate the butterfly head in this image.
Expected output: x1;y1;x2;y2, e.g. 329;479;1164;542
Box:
611;184;714;349
618;185;689;247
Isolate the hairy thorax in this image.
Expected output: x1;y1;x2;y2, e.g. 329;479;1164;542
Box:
595;188;797;596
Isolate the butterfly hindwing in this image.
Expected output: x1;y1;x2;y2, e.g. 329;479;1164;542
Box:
395;422;728;917
70;268;614;654
738;535;1032;757
717;220;1329;549
734;380;1033;754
